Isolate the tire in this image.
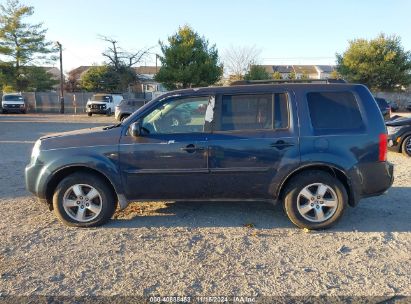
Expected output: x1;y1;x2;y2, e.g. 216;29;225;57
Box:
2;109;6;114
87;112;92;117
401;136;411;157
283;171;347;230
120;114;129;122
52;172;116;227
106;109;112;116
21;110;26;114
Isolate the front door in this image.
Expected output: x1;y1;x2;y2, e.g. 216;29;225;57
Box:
207;91;300;199
119;95;213;200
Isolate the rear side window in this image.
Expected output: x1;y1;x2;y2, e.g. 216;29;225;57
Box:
220;93;289;131
307;91;364;132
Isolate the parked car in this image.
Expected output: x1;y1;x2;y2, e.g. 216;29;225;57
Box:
407;101;411;112
86;93;123;116
388;101;399;112
114;98;146;122
374;97;391;120
25;83;393;230
1;93;27;114
386;115;411;157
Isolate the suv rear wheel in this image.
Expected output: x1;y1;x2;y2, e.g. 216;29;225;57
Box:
52;172;116;227
283;171;347;230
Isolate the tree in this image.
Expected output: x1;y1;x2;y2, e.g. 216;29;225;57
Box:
223;45;261;80
244;65;271;80
24;66;58;91
154;25;223;90
0;0;56;91
336;34;411;91
272;71;282;80
80;66;120;92
99;35;152;70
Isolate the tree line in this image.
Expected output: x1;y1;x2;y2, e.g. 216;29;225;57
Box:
1;0;410;93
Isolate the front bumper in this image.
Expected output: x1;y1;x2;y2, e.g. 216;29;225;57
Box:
86;107;109;114
2;104;26;112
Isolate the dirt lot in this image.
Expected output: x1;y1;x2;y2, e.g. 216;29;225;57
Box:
0;113;410;302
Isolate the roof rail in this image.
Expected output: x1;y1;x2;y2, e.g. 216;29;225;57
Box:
230;79;347;86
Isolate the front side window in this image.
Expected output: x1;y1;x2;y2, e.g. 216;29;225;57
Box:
307;91;364;132
220;93;289;131
141;96;210;134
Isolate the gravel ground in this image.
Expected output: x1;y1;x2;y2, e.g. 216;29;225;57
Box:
0;113;410;302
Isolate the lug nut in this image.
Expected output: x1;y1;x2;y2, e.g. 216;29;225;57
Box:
310;203;314;207
86;203;89;207
76;201;80;204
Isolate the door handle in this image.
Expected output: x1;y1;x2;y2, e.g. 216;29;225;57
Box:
270;140;295;149
181;144;205;153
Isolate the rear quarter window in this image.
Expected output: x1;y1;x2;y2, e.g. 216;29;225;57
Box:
307;91;365;134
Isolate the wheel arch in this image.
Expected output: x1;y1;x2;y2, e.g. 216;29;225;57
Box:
277;164;355;207
45;165;118;210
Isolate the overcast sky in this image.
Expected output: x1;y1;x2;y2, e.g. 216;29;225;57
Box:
22;0;411;72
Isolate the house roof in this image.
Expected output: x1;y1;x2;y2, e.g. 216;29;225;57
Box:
292;65;318;75
316;65;336;73
134;66;159;75
272;65;294;73
68;66;93;81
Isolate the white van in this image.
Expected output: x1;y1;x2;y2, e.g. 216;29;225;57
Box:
86;93;123;116
1;93;27;114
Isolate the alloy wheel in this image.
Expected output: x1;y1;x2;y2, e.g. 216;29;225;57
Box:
296;183;338;223
62;184;103;222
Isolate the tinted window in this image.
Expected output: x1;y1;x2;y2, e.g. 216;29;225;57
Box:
220;93;289;131
307;91;364;131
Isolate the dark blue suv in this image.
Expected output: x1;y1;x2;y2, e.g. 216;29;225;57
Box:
25;83;394;229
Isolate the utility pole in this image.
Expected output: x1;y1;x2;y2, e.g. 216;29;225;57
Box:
56;41;64;113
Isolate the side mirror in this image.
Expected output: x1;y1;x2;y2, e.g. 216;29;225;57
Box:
129;121;142;137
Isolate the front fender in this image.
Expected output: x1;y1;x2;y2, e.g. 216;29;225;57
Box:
33;147;127;208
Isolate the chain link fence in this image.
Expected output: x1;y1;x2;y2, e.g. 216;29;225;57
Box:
0;92;153;114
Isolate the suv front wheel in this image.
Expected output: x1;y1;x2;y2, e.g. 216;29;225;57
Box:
283;171;347;230
53;172;116;227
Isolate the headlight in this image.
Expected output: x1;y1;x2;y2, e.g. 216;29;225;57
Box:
387;126;403;135
31;139;42;159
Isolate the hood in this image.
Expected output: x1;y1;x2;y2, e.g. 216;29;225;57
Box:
40;125;123;150
385;116;411;127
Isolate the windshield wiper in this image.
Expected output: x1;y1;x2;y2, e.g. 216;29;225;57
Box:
102;123;122;130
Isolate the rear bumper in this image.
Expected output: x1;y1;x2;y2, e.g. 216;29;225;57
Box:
348;161;394;206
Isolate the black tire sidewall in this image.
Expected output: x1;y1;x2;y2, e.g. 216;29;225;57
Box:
284;172;347;230
53;173;116;227
401;136;411;157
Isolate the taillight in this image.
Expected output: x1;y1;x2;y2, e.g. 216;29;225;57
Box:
379;133;387;161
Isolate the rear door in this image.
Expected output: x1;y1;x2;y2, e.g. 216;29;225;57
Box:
207;91;300;199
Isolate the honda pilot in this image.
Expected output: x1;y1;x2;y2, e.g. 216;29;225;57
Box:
25;83;394;229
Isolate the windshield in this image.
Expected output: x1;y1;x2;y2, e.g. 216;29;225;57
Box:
3;95;24;102
91;95;112;102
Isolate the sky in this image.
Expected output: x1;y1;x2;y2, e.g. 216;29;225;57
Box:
20;0;411;73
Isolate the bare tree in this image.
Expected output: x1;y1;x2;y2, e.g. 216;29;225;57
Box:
98;35;153;70
223;45;262;80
